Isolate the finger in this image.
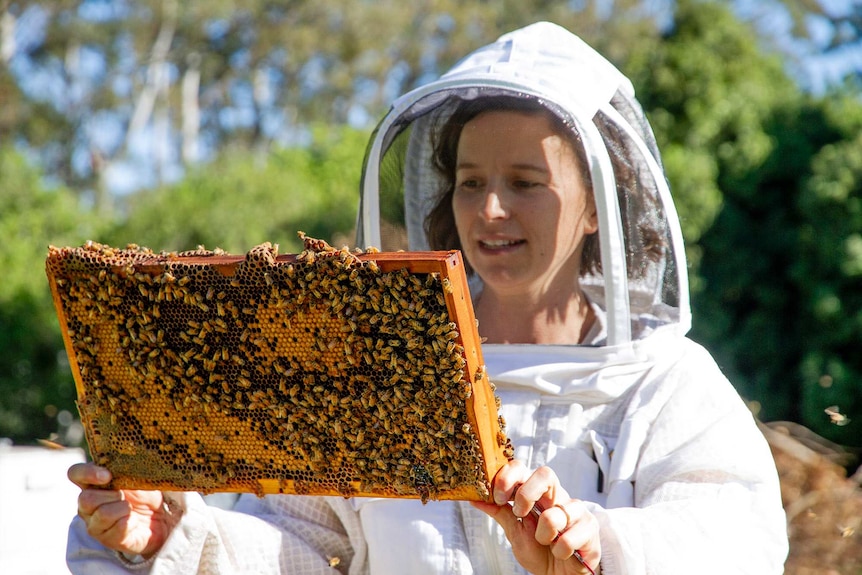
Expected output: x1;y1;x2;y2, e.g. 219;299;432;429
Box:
550;504;601;565
69;463;112;489
534;502;572;545
78;486;126;518
552;530;600;569
88;505;157;557
512;466;566;518
87;498;145;538
491;460;531;506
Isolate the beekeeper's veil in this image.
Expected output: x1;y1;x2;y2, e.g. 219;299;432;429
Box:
357;22;690;347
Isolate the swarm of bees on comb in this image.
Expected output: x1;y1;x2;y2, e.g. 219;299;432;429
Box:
46;233;512;503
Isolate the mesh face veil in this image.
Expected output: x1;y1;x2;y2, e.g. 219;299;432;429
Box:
358;22;690;347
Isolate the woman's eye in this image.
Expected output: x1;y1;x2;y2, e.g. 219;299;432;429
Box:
513;179;538;189
457;178;481;190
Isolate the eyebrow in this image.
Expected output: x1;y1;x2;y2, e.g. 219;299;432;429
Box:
455;161;549;174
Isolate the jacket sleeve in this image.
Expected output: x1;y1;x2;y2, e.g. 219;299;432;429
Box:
67;492;366;574
590;341;788;575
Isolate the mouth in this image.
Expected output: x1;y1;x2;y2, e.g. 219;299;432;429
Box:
478;238;525;251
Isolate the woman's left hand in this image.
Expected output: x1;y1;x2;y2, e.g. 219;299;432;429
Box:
471;460;601;575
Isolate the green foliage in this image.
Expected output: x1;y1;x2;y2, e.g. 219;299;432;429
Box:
640;2;862;447
107;125;367;253
0;146;102;443
696;94;862;447
792;102;862;444
634;0;796;245
647;0;809;423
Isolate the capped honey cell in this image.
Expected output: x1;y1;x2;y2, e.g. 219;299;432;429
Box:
46;234;511;502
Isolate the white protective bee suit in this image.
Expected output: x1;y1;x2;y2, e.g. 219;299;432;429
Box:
67;21;789;575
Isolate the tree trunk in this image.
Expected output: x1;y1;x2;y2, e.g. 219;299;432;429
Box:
181;52;201;165
127;0;177;146
1;5;14;65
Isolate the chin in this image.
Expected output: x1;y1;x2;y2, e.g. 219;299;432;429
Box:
475;269;526;291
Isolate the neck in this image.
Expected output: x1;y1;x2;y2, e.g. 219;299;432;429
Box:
474;286;594;345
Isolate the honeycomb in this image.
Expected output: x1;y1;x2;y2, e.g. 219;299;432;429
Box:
46;233;512;502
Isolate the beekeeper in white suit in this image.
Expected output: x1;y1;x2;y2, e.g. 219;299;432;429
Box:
68;21;789;574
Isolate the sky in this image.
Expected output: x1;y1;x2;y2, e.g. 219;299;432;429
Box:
736;0;862;93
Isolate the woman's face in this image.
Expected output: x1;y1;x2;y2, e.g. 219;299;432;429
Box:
452;109;598;299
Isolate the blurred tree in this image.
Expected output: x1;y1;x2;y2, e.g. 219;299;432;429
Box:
631;0;797;250
638;0;862;447
105;123;367;255
792;93;862;445
0;0;676;204
617;0;800;419
0;145;102;443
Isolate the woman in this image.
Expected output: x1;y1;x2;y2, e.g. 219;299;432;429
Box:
68;22;788;574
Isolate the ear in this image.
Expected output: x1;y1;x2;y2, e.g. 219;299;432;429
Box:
583;196;599;235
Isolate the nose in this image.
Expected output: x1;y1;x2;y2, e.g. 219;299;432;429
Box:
479;183;508;221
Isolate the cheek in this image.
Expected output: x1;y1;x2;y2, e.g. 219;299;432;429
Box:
565;195;596;234
449;195;477;272
551;201;594;254
450;196;461;229
451;194;471;236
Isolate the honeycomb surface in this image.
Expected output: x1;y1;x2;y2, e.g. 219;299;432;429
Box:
46;235;511;502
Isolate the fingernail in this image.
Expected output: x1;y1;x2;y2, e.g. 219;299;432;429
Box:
96;468;110;482
494;493;507;506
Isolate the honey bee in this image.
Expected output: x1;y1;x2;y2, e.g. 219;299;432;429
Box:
824;405;851;426
37;437;66;450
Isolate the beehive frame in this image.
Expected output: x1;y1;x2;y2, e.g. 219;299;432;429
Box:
46;237;511;502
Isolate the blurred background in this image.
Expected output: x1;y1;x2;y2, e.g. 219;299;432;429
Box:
0;0;860;572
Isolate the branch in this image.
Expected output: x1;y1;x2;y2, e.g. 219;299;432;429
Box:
125;0;178;146
1;4;15;65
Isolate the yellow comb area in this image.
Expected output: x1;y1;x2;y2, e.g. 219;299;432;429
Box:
46;234;512;502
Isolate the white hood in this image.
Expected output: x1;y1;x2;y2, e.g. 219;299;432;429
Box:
358;21;690;356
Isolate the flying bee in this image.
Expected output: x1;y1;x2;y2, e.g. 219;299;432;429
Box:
825;405;851;426
37;436;66;450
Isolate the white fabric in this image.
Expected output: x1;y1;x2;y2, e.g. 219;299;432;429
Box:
437;23;633;120
67;21;788;575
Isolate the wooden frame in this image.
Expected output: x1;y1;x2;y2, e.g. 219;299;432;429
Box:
46;242;510;502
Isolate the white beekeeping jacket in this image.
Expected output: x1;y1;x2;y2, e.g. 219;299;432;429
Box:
67;22;788;575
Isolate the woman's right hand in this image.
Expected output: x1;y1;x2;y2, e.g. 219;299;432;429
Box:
68;463;178;559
